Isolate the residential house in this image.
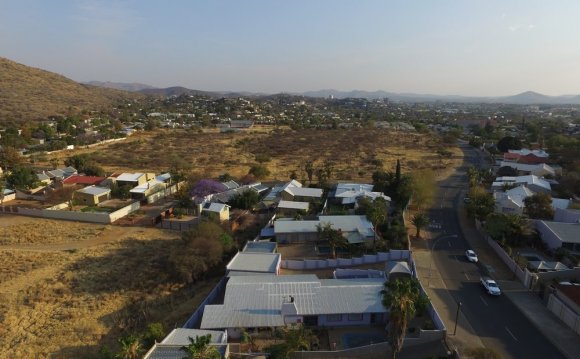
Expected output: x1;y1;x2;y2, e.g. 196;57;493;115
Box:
129;179;166;200
61;175;106;187
274;215;375;244
230;119;254;129
330;183;391;208
73;186;111;206
547;283;580;335
226;252;282;276
114;172;152;188
536;221;580;254
1;188;16;203
554;208;580;223
491;175;551;193
143;328;229;359
528;261;569;272
242;241;277;253
494;185;569;215
265;180;323;204
200;275;387;338
498;161;556;178
36;172;51;185
385;261;412;281
276;200;309;217
202;202;231;222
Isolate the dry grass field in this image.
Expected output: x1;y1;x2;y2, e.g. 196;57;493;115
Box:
49;127;462;182
4;127;463;357
0;220;219;358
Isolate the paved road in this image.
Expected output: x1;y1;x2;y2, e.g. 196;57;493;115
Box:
427;144;566;359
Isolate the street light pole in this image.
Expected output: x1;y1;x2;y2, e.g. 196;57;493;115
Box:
453;301;463;336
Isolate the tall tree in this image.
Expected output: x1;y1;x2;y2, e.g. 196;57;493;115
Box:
381;278;422;359
181;335;220;359
316;222;348;259
411;212;429;239
304;160;314;184
524;193;555;220
395;159;401;186
497;136;522;153
115;335;142;359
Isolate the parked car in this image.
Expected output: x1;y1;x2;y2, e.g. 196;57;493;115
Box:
481;277;501;296
465;249;478;263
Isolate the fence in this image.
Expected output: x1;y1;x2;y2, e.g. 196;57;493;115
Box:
0;201;141;224
146;183;180;204
183;276;228;329
547;294;580;335
475;220;532;287
281;250;411;270
159;217;201;231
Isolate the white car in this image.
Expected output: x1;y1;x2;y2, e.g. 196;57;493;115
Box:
481;277;501;296
465;249;478;263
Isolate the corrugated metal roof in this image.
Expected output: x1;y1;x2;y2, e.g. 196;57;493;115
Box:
226;252;281;273
243;241;277;253
116;172;144;182
205;202;229;213
286;187;323;198
130;179;164;194
161;328;226;345
156;173;171;182
200;275;385;329
278;200;309;210
77;186;110;196
539;221;580;244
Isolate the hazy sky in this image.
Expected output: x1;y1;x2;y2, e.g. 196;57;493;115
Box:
2;0;580;96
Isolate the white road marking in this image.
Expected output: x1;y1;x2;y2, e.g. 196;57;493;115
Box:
464;272;470;280
505;326;518;341
479;296;488;306
448;241;452;247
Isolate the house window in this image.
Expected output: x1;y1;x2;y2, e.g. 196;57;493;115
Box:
326;314;342;322
348;313;363;321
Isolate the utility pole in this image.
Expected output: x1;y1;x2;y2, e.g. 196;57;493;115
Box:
453;301;463;336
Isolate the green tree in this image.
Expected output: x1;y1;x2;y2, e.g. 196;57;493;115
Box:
248;164;270;179
115;335;142;359
411;212;429;239
524;193;555;220
181;335;220;359
381;278;422;359
141;322;165;349
0;146;23;170
265;324;313;359
466;186;495;221
323;159;334;180
316;222;348;259
497;136;522;153
6;166;38;190
485;212;528;247
230;189;259;209
358;197;389;247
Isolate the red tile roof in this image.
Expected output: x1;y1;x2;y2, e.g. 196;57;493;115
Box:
62;175;106;185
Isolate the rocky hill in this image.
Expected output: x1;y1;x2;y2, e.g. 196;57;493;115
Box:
0;57;143;125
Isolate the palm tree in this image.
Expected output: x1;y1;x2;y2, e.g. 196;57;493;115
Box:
381;278;421;359
115;335;142;359
411;212;429;239
181;335;221;359
316;222;348;259
366;197;388;249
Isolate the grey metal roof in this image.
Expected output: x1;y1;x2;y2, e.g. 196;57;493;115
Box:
77;186;111;196
243;241;277;253
143;344;227;359
274;220;320;233
274;215;375;238
286;187;323;198
226;252;281;273
278;200;309;210
116;172;144;182
200;275;385;329
540;221;580;244
161;328;226;345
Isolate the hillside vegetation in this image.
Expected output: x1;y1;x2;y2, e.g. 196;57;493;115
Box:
0;57;143;125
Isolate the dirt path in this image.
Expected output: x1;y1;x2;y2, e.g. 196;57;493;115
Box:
0;225;146;252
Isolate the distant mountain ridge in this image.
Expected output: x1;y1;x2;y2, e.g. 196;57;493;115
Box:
84;81;155;92
299;89;580;105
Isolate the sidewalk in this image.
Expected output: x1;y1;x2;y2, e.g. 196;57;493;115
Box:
455;197;580;359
